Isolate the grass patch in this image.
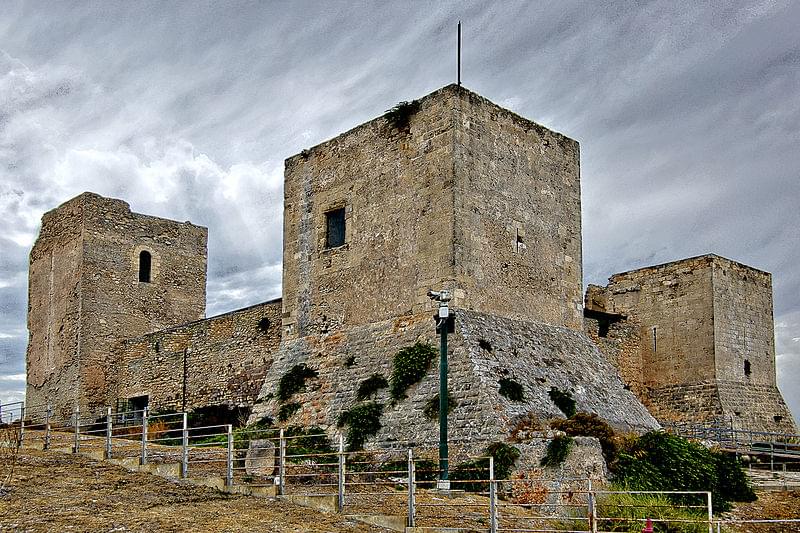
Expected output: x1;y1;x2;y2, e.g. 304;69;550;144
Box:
337;402;383;451
498;377;524;401
390;343;437;401
356;374;388;401
548;386;576;418
277;363;318;403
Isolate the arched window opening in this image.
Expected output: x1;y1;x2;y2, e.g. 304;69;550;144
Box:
744;359;752;377
138;250;152;283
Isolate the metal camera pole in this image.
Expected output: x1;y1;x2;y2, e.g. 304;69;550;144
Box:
428;289;453;490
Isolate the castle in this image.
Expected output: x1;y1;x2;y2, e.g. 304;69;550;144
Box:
25;84;796;438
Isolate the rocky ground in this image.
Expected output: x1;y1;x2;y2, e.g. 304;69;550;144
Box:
0;448;392;532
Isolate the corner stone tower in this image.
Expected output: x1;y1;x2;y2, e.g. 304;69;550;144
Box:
26;192;207;419
585;254;796;433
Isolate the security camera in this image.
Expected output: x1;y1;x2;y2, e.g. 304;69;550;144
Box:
427;289;452;303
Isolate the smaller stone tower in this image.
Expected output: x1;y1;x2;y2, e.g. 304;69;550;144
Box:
585;254;796;433
26;193;207;419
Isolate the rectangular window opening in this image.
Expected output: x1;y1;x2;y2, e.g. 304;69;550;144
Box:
325;208;346;248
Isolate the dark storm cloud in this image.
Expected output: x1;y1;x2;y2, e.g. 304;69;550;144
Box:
0;1;797;420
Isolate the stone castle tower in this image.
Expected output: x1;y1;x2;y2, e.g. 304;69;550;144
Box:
585;255;796;433
25;193;207;418
281;84;583;341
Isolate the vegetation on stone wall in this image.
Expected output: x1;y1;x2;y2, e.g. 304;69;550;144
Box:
422;390;458;420
540;435;574;467
277;402;301;422
390;342;437;401
356;374;389;401
498;377;525;401
284;425;336;463
337;402;384;451
450;442;521;492
548;386;577;418
277;363;318;402
551;412;617;465
384;100;420;132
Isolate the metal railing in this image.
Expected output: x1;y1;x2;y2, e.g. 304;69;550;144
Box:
9;400;800;531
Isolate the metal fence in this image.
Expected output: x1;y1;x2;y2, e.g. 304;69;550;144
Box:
4;400;800;532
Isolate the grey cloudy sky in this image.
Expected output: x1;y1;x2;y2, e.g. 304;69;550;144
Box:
1;1;798;423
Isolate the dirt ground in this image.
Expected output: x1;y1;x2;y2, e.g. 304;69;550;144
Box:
0;448;392;533
723;489;800;532
3;447;800;532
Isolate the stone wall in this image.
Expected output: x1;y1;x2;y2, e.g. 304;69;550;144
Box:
595;255;717;389
249;309;658;452
451;88;583;329
26;192;208;420
583;314;644;398
711;257;775;386
26;196;85;420
113;299;282;413
281;84;583;343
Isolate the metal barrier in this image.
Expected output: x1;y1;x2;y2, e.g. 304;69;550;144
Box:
10;403;800;531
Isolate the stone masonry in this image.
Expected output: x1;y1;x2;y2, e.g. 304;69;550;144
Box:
249;310;657;449
112;299;281;413
26;193;207;420
585;254;796;433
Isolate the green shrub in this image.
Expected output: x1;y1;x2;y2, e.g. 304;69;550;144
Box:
548;386;576;418
450;442;521;492
595;489;708;532
422;390;458;420
337;402;383;451
498;378;525;401
277;363;318;402
284;425;336;463
614;431;756;512
390;343;437;401
551;412;618;465
384;100;420;132
277;402;301;422
356;374;388;401
540;435;574;467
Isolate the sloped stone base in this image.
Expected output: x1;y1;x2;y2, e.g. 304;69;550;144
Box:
249;310;658;448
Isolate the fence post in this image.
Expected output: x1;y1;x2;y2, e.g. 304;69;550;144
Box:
73;405;80;453
278;428;285;495
44;404;51;450
226;424;233;488
181;412;189;478
588;478;597;533
770;440;774;472
105;407;112;459
706;491;713;533
19;402;25;445
337;435;345;512
140;407;148;465
489;455;497;533
407;448;416;528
